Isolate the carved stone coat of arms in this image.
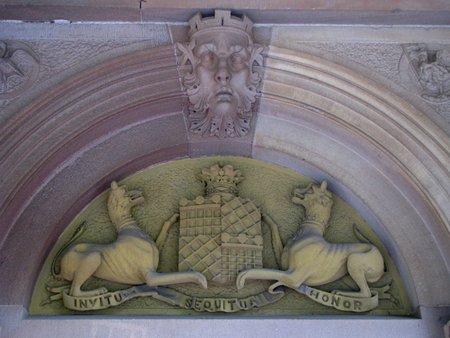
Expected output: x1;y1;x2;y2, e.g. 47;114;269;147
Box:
32;159;411;315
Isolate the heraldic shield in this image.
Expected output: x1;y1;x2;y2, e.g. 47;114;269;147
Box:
178;193;263;286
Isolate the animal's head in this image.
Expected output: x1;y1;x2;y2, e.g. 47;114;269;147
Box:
292;181;334;226
107;181;144;227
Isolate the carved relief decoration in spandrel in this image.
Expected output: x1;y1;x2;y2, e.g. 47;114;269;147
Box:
176;10;265;138
401;44;450;102
0;40;39;100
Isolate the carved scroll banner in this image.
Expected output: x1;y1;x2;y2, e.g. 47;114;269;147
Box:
58;286;284;312
296;285;378;313
180;290;284;312
51;281;383;313
61;286;162;311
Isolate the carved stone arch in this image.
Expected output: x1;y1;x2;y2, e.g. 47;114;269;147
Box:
0;40;449;332
252;46;450;308
0;44;191;304
0;40;265;305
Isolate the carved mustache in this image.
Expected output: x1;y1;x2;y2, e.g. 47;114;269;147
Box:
216;87;233;96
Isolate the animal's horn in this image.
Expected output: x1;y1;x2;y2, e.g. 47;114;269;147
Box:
320;181;328;192
111;181;119;190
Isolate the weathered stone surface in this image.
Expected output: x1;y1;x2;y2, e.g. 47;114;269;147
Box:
0;22;172;124
269;26;450;132
0;14;449;337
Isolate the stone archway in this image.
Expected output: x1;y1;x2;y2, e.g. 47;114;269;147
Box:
254;46;450;309
0;41;449;335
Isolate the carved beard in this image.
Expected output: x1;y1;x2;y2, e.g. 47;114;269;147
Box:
187;77;258;139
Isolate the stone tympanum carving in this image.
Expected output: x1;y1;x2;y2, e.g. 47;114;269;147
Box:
177;10;264;138
41;162;400;314
0;40;39;99
402;44;450;102
237;181;387;312
47;181;206;310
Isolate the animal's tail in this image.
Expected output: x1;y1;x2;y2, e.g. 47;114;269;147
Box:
263;214;283;268
353;223;388;273
353;224;372;244
50;221;87;278
353;224;387;253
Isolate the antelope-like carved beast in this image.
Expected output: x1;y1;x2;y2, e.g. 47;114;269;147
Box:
54;181;207;297
236;181;384;298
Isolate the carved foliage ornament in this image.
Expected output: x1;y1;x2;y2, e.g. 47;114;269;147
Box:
0;40;39;99
176;10;264;138
42;163;398;314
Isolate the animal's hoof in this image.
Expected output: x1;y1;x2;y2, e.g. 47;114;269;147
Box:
331;290;346;296
195;273;207;289
236;272;246;290
268;282;285;294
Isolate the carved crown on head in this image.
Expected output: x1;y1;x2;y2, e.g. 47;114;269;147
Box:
199;163;244;195
188;10;253;39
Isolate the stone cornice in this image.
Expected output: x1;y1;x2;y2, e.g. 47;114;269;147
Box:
1;5;450;25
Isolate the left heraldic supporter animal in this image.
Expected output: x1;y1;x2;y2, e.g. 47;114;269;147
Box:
52;180;207;297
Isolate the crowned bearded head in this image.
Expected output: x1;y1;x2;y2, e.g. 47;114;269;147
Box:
177;10;264;138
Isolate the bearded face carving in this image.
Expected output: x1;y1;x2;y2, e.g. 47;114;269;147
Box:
177;11;264;138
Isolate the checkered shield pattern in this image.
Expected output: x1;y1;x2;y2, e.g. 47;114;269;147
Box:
221;196;261;237
178;203;223;280
220;195;263;282
178;195;263;285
